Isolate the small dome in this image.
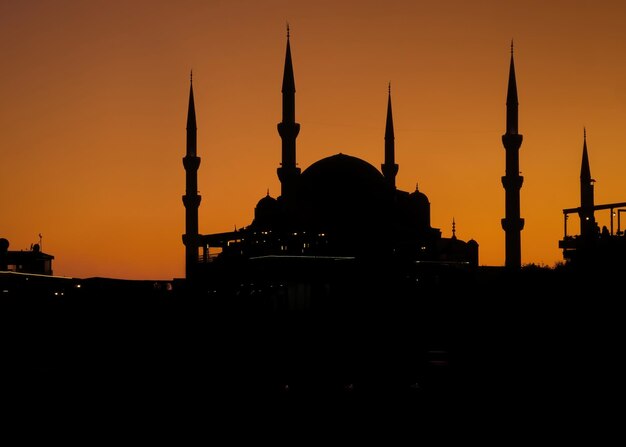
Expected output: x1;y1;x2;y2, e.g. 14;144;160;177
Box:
409;183;429;204
256;192;277;209
254;191;278;228
407;183;431;229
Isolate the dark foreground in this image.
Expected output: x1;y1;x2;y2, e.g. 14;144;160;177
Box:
1;266;623;435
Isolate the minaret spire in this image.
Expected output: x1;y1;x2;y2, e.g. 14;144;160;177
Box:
382;82;398;189
186;71;197;155
580;127;596;237
501;41;524;269
277;24;301;198
506;40;519;135
182;74;202;279
581;127;591;180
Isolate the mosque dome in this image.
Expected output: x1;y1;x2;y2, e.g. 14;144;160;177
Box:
254;191;278;228
409;183;431;229
294;153;393;255
256;192;277;208
300;153;386;192
409;183;429;205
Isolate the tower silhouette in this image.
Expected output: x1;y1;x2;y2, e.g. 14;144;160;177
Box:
579;128;596;237
501;41;524;269
559;127;626;267
182;73;201;279
381;83;398;189
276;25;301;199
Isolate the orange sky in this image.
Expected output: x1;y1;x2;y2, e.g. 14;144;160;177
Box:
2;0;626;280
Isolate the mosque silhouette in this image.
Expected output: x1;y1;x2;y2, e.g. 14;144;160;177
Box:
180;29;480;302
1;32;625;405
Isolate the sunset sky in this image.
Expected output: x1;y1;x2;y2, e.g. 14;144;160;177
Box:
2;0;626;280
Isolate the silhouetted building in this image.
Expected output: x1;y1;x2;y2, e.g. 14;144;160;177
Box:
182;29;478;286
0;238;54;275
501;41;524;269
559;129;626;269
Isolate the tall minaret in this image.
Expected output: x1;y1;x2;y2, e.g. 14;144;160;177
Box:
382;82;398;189
579;128;596;237
182;72;201;279
277;25;301;198
501;41;524;269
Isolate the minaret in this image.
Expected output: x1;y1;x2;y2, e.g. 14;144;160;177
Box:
382;82;398;189
277;25;301;198
579;128;596;237
182;72;202;279
501;41;525;269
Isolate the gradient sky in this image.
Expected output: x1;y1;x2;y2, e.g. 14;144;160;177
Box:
2;0;626;280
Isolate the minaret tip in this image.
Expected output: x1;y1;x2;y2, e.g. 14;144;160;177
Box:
584;126;587;141
388;81;391;95
190;69;193;83
510;39;514;55
286;22;290;39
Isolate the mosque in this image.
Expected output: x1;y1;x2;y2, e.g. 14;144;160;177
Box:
181;30;479;287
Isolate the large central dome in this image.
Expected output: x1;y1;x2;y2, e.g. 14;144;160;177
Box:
298;153;389;204
300;153;386;190
292;153;393;255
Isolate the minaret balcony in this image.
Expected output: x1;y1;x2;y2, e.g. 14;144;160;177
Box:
277;122;300;138
501;134;523;150
183;155;201;170
501;217;525;232
501;175;524;190
183;194;201;208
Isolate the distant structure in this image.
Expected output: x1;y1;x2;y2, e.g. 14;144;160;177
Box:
0;238;54;275
181;29;478;285
559;129;626;268
501;41;524;269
